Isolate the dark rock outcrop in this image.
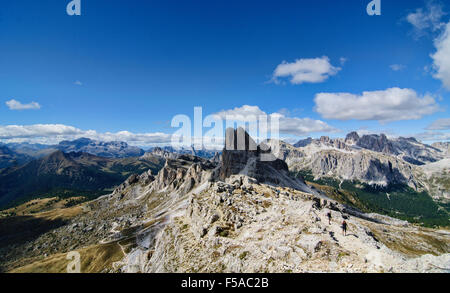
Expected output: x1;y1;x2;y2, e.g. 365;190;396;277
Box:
345;131;360;144
357;134;397;155
294;137;313;148
219;128;289;184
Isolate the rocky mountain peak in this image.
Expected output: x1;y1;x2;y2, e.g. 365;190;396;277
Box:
112;154;217;202
58;137;93;148
219;128;298;187
225;127;258;152
142;147;180;160
294;137;313;148
357;134;397;155
319;136;331;144
345;131;360;144
432;142;450;155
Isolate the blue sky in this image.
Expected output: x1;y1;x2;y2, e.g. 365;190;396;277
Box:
0;0;449;147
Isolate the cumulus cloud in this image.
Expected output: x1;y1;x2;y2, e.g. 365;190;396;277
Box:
0;124;172;147
414;131;450;141
214;105;265;121
431;22;450;89
390;64;406;71
406;1;446;37
6;99;41;110
96;131;172;145
0;106;339;148
274;114;339;136
74;80;83;86
0;124;82;139
214;105;338;136
353;128;397;138
314;88;440;122
406;2;450;89
426;118;450;130
271;56;341;85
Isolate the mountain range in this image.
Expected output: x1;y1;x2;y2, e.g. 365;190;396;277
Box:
0;150;165;209
267;132;449;227
56;138;145;158
0;145;31;170
1;138;219;171
146;146;218;159
294;132;445;165
1;128;448;273
0;138;147;171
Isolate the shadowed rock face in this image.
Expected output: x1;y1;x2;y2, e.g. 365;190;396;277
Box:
220;128;288;183
357;134;397;155
345;131;360;144
224;128;258;152
294;137;313;148
0;145;31;169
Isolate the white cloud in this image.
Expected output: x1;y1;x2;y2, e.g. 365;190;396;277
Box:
0;124;172;147
431;22;450;89
406;2;450;89
214;105;265;121
340;57;348;66
96;131;172;145
414;131;450;141
74;80;83;86
271;56;341;85
275;114;339;136
354;127;397;138
406;1;445;37
426;118;450;130
390;64;406;71
0;106;338;149
214;105;338;136
314;88;440;122
0;124;82;139
5;99;41;110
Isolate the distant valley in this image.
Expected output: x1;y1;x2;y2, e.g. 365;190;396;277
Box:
0;150;165;209
0;138;219;209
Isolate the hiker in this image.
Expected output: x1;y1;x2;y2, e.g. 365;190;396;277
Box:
327;211;332;225
342;220;348;236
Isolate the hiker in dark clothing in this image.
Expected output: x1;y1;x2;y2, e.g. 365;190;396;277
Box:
327;212;332;225
342;220;348;236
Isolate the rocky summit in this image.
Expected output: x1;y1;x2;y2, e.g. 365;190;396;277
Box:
1;128;448;273
220;128;291;186
293;132;445;166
